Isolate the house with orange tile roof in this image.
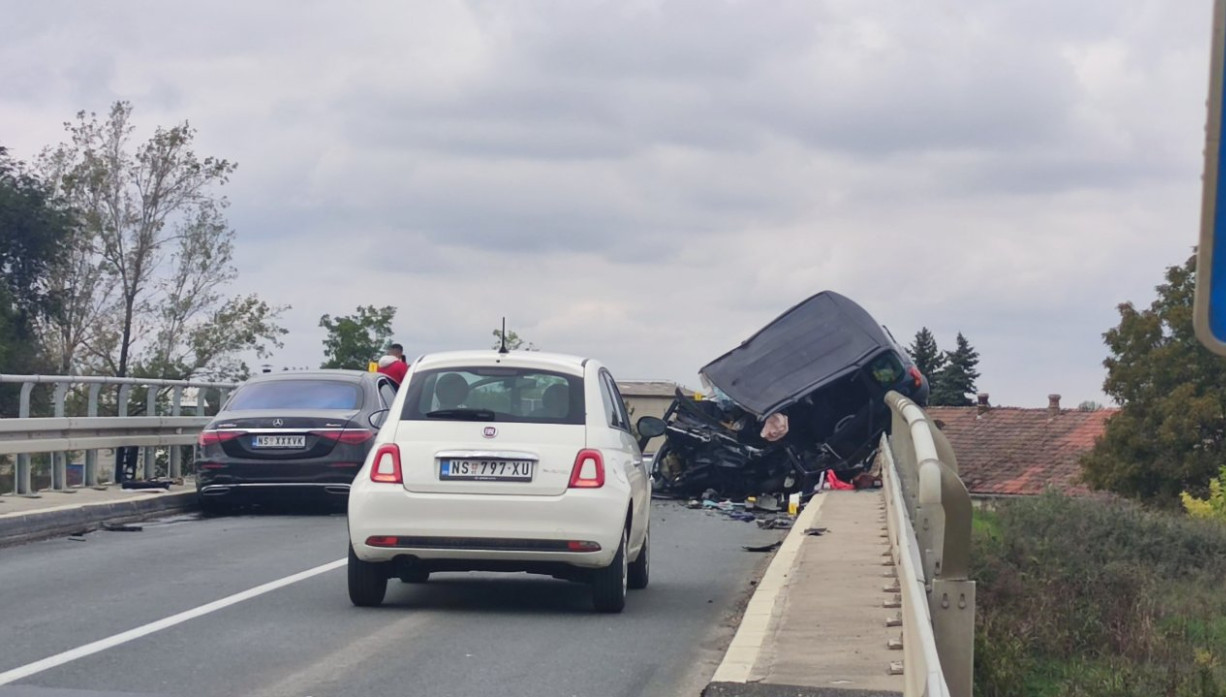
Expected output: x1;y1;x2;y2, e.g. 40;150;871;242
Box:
924;394;1116;497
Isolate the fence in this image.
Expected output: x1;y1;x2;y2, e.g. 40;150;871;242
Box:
880;390;976;697
0;375;236;496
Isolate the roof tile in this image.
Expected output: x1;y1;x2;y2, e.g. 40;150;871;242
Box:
924;406;1115;497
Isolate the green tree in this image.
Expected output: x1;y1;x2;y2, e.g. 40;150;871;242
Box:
908;327;946;381
1082;254;1226;507
36;101;285;380
929;332;980;406
320;305;397;369
491;327;537;351
0;147;74;415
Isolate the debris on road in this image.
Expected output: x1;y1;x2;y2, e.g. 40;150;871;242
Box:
742;540;783;553
101;522;143;532
120;479;172;490
649;291;929;501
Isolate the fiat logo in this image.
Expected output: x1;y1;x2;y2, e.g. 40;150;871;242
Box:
272;418;284;427
483;426;497;439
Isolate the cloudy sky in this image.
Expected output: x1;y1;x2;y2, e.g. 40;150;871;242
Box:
0;0;1214;406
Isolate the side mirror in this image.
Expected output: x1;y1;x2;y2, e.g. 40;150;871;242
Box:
636;416;666;438
369;409;389;429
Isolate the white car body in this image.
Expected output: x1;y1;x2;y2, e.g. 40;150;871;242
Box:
347;350;651;612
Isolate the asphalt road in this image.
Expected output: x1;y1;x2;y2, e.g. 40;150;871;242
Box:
0;501;783;697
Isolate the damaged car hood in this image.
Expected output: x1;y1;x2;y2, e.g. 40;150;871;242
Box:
700;291;899;418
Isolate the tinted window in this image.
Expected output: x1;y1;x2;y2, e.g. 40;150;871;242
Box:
600;370;630;431
610;379;631;430
400;367;584;425
227;380;362;410
378;381;399;407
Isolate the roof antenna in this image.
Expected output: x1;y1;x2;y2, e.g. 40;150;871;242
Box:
498;316;509;354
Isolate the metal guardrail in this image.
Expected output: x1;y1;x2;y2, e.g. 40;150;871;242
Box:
0;375;236;496
880;390;976;697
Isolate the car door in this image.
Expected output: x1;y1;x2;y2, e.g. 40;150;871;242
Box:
598;369;649;550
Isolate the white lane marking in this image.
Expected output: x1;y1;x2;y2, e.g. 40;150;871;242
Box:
0;558;347;686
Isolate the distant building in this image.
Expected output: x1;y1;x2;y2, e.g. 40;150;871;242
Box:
925;393;1115;498
616;380;693;452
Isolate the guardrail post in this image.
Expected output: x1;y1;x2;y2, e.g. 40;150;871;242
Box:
143;386;157;479
116;384;131;484
85;383;101;486
930;579;975;697
51;381;68;490
16;381;34;495
171;387;183;479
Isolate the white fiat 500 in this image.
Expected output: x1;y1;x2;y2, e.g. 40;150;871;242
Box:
347;350;662;613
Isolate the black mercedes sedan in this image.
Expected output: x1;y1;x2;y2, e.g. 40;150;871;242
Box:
195;370;399;513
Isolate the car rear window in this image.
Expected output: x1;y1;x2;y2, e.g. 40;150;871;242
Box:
400;367;584;425
227;380;362;411
867;352;906;387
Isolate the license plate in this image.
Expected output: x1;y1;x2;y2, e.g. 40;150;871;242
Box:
440;459;534;481
252;435;306;449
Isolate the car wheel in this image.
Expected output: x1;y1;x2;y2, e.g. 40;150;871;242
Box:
591;529;628;613
628;525;649;590
348;544;388;607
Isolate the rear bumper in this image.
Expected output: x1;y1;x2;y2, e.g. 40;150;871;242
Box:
196;460;361;488
198;482;352;498
348;484;629;569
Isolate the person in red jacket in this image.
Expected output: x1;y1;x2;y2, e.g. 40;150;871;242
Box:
376;354;408;386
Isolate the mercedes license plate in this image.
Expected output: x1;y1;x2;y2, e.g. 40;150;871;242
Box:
253;435;306;449
440;459;534;482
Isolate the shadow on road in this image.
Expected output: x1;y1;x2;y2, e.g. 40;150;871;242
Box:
381;575;600;614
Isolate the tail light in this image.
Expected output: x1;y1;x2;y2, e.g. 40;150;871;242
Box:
370;444;402;484
312;429;376;445
908;366;924;389
198;430;245;447
569;449;605;488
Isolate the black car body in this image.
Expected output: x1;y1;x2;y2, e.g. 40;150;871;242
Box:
195;370;399;510
653;291;929;499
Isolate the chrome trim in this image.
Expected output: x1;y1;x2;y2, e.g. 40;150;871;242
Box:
200;483;351;492
205;428;347;434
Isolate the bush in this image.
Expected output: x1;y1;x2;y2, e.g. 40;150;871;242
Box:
973;492;1226;697
1183;467;1226;523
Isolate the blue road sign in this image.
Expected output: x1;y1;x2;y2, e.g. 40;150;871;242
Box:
1196;0;1226;353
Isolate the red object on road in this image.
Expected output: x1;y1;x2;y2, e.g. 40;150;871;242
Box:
825;469;855;490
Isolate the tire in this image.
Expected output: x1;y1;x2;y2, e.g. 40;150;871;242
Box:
348;544;388;607
628;525;649;590
591;529;628;613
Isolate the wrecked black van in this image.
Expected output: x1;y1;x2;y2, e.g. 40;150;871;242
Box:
650;291;929;500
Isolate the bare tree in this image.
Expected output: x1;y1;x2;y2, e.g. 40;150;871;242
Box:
37;101;285;379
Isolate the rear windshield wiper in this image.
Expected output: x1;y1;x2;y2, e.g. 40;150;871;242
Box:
424;408;496;421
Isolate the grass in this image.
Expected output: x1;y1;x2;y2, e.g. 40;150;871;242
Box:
972;492;1226;697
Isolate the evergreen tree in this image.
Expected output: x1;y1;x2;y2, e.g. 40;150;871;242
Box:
908;327;945;380
929;332;980;406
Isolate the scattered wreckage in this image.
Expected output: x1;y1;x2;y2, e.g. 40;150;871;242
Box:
641;291;929;503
